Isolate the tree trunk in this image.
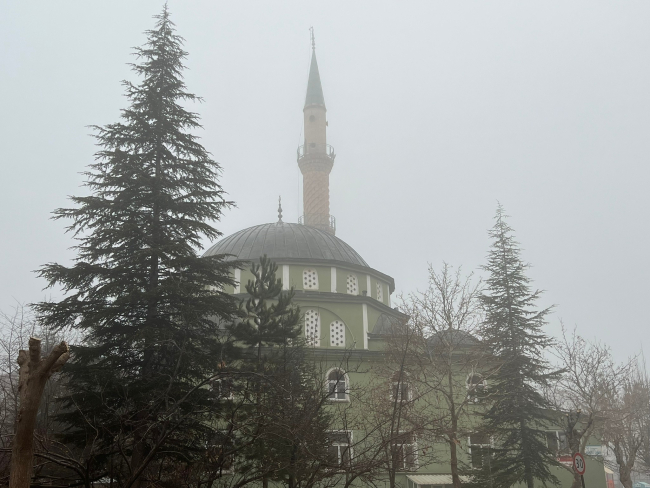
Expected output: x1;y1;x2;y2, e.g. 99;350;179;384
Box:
521;420;534;488
447;361;461;488
9;337;69;488
449;436;461;488
619;467;633;488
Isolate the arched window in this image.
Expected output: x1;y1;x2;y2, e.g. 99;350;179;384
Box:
376;282;384;302
303;268;319;290
330;320;345;347
327;369;349;402
304;309;321;347
467;374;486;402
346;274;358;295
391;371;412;402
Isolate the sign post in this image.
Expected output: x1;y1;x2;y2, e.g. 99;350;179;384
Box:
573;452;587;488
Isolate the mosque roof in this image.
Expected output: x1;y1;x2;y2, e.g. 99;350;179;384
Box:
203;222;368;268
427;329;481;347
304;50;325;108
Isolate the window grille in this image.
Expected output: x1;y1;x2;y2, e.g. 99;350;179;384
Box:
303;268;319;290
304;309;320;347
346;274;358;295
330;320;345;347
376;282;384;302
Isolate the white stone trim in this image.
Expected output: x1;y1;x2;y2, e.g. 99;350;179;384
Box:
331;267;337;293
362;303;368;349
283;265;290;290
366;275;371;297
234;268;241;294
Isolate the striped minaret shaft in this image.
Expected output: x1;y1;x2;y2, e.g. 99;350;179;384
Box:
298;32;336;235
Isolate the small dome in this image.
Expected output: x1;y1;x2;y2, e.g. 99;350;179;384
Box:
203;222;369;268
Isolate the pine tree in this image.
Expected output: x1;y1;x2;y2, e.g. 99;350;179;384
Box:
231;255;302;361
473;206;560;488
34;7;237;486
226;256;332;488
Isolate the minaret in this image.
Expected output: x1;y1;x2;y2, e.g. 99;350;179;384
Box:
298;30;336;235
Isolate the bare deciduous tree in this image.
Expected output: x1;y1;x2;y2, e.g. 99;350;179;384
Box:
547;324;634;488
400;263;484;488
9;336;70;488
602;365;649;488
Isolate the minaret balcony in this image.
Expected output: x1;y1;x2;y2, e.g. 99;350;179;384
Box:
297;143;336;162
299;214;336;234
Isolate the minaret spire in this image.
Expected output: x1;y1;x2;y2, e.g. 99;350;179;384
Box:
298;29;336;235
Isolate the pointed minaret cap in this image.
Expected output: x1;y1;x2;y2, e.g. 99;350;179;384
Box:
305;28;325;108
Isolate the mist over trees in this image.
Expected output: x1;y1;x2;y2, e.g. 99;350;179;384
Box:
2;5;650;488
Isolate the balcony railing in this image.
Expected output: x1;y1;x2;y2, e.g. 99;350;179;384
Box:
298;214;336;233
297;143;336;161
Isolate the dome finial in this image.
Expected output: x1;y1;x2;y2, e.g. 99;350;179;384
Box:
310;26;315;51
277;196;283;224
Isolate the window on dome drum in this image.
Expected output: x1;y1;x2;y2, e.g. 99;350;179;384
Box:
466;374;486;403
327;431;352;467
330;320;345;347
546;430;568;454
303;268;319;290
327;369;349;401
469;433;491;469
346;274;358;295
208;431;235;474
391;371;412;402
376;282;384;302
304;309;321;347
391;432;417;470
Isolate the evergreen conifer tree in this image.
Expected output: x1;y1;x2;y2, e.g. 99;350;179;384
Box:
231;255;302;360
472;206;560;488
227;256;332;488
35;7;237;485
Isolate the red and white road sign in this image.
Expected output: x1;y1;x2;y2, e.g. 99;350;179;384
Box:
573;452;586;475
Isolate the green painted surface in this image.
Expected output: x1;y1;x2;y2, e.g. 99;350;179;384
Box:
219;260;606;488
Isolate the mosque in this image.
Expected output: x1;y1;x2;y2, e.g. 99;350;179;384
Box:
202;38;607;488
203;38;406;355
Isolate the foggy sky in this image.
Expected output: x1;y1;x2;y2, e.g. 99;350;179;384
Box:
2;2;649;361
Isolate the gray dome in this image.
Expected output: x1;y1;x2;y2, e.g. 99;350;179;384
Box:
203;222;369;267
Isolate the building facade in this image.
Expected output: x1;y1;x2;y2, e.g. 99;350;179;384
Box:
203;41;607;488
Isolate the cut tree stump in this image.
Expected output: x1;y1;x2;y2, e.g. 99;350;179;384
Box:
9;337;70;488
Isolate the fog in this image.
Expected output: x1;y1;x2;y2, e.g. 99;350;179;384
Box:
1;2;649;361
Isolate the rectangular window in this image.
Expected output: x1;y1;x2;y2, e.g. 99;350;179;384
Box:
327;431;352;467
327;371;348;401
469;433;491;469
208;431;235;474
391;432;417;470
212;378;234;400
392;380;411;402
546;431;568;454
